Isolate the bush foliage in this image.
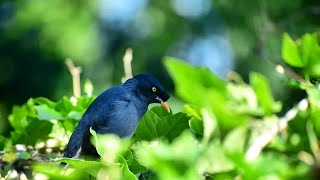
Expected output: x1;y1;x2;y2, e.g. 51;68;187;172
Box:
1;33;320;179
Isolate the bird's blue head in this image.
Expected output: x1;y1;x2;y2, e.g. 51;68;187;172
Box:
124;74;170;112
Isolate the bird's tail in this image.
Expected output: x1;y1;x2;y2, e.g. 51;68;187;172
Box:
60;123;88;166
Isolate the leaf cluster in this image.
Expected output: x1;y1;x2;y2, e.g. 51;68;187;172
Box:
2;33;320;179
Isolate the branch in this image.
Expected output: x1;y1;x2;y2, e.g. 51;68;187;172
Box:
245;98;308;161
121;48;133;83
275;64;306;83
65;59;82;98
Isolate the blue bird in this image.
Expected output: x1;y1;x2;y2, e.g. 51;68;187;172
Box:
62;74;170;163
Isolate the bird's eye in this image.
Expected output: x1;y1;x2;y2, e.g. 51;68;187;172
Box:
152;87;157;92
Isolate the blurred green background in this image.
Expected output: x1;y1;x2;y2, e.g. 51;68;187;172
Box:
0;0;319;135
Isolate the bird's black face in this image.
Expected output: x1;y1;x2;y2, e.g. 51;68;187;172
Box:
128;74;170;112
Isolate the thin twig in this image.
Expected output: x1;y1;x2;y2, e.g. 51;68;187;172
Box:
275;64;306;83
245;98;308;161
65;59;82;97
121;48;133;83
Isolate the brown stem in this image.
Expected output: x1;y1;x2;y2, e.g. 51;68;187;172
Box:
121;48;133;83
65;59;82;97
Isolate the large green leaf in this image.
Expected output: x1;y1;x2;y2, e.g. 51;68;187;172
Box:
282;33;320;76
133;106;191;142
165;57;248;133
164;57;227;107
282;33;306;67
55;158;101;177
33;163;86;180
302;34;320;76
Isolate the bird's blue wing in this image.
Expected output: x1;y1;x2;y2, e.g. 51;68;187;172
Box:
93;98;141;137
62;86;147;161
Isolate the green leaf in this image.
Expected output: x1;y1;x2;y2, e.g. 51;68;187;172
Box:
35;104;64;120
119;156;138;180
281;33;320;76
227;84;263;116
63;119;77;132
90;127;104;156
0;135;8;150
11;118;53;145
282;33;306;67
302;34;320;76
33;163;85;180
76;96;95;110
2;152;17;163
183;105;204;137
55;96;75;116
307;64;320;77
134;106;190;142
183;105;202;120
18;151;32;160
164;57;227;107
306;87;320;109
32;97;56;108
134;131;201;180
189;117;203;136
90;128;130;163
55;158;101;177
123;150;148;174
201;108;219;143
250;72;281;115
206;89;248;133
165;57;248;133
89;129;138;178
9;104;35;130
301;33;317;65
67;111;83;120
306;87;320;136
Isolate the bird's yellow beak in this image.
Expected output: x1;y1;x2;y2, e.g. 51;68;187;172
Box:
156;96;170;113
160;101;170;113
